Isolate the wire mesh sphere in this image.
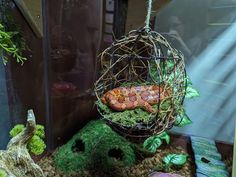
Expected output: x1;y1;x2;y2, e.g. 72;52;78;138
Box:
94;28;187;140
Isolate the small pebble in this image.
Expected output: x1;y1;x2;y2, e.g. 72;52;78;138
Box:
149;172;183;177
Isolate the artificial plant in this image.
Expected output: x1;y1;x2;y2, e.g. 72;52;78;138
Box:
162;153;188;172
0;23;27;65
9;123;46;155
150;56;199;128
143;132;170;153
0;0;27;65
143;58;199;153
152;153;188;173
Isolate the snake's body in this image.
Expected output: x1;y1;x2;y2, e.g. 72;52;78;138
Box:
101;85;170;113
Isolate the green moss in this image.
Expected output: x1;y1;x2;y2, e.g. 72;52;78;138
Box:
120;81;153;87
9;124;46;155
35;125;45;139
97;98;172;127
0;170;7;177
54;120;136;174
27;135;46;155
9;124;24;137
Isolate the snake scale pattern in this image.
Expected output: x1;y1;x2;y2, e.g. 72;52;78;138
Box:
101;85;170;113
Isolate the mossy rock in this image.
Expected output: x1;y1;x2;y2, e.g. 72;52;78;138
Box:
53;120;136;174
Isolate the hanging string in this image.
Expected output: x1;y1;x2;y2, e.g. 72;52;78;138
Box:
144;0;153;30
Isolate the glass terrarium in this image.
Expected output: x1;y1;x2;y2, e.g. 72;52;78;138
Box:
0;0;235;177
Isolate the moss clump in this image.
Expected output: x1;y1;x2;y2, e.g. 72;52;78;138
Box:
27;135;46;155
54;120;136;174
97;100;157;126
97;98;172;127
9;124;24;137
0;170;7;177
9;124;46;155
35;125;45;139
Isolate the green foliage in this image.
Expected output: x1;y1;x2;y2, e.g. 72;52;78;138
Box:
0;170;7;177
158;132;171;144
9;124;24;137
143;136;162;153
185;85;200;99
162;153;188;171
174;108;192;127
185;76;200;99
54;120;135;174
153;153;188;172
171;76;198;127
35;125;45;139
0;23;27;65
186;75;192;85
120;81;153;87
27;135;46;155
143;132;170;153
9;124;46;155
149;58;181;84
148;56;198;129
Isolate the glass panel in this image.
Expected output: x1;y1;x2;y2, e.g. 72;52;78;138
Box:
155;0;235;143
47;0;103;147
155;0;235;176
0;1;46;149
0;61;10;149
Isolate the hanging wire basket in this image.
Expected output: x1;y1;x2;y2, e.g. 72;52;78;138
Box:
94;27;187;141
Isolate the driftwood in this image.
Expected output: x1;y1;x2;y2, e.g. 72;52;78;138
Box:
0;109;45;177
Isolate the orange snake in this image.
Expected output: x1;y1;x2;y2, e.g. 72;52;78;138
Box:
101;85;171;113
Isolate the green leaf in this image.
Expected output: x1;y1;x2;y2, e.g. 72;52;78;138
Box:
158;132;170;144
143;136;162;153
166;60;175;70
174;109;192;127
185;86;200;99
163;153;188;166
186;75;192;86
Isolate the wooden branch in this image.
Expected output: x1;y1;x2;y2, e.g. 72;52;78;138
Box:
0;109;45;177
